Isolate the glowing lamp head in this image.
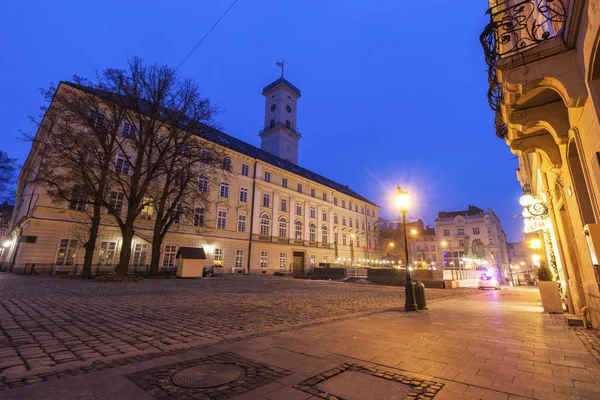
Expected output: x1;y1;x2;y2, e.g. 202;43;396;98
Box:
2;240;10;249
410;229;417;235
532;254;541;262
519;194;536;206
395;186;409;210
529;239;542;249
389;242;395;248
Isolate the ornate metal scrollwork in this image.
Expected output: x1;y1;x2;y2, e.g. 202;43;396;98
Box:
480;0;568;139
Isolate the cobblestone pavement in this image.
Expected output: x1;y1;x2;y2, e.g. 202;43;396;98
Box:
0;273;475;388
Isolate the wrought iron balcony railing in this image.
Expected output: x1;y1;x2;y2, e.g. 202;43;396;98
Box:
480;0;569;139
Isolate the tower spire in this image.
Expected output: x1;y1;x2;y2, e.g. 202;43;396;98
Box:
276;59;284;78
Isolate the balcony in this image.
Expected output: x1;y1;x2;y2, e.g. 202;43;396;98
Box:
259;122;302;137
480;0;569;138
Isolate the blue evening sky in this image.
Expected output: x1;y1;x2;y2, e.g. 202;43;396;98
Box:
0;0;524;241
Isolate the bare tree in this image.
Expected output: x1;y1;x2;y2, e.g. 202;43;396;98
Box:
28;81;125;278
0;151;17;202
145;100;226;276
87;58;221;277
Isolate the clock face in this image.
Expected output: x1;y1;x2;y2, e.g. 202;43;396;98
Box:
270;104;276;112
286;105;292;113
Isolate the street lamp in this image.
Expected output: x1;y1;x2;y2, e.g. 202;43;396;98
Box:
396;186;418;312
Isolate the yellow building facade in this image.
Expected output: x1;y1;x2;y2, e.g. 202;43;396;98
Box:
481;0;600;323
1;78;380;275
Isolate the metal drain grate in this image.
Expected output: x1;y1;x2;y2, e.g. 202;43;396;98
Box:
171;363;245;388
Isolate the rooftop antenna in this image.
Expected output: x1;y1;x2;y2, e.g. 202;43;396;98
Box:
276;59;284;78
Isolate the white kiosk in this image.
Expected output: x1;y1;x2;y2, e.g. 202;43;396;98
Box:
176;247;207;278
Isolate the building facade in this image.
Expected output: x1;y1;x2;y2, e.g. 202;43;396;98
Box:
1;77;379;275
434;205;509;280
410;225;437;267
480;0;600;323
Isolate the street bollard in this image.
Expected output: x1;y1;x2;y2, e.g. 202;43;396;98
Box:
414;281;428;310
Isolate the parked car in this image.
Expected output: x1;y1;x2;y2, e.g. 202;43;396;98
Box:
478;274;500;290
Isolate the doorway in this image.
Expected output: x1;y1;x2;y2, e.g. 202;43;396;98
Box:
293;251;305;275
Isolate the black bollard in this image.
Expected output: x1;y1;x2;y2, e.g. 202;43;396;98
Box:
414;280;428;310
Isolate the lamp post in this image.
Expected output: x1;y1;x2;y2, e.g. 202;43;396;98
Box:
396;186;418;312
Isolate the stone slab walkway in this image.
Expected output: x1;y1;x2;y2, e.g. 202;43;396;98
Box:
1;274;600;399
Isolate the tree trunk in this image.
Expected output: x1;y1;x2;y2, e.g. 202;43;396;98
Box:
149;225;163;276
116;222;135;278
81;202;102;278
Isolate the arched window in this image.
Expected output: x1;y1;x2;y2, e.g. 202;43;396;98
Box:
278;217;287;238
321;225;328;243
260;213;271;236
309;223;316;242
295;220;303;240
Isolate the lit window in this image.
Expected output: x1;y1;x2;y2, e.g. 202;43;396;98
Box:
260;251;268;268
279;252;287;268
235;250;244;268
141;198;154;220
55;239;78;266
98;241;117;266
214;248;224;265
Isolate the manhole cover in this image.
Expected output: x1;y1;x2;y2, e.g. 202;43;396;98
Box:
171;363;245;388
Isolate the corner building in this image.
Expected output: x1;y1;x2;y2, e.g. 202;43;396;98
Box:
480;0;600;323
1;78;380;275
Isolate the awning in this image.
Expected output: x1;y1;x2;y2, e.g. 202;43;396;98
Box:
176;247;207;259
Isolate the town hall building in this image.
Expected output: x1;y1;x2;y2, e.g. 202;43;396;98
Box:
1;77;380;275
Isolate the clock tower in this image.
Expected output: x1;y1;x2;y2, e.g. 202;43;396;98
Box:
259;77;301;164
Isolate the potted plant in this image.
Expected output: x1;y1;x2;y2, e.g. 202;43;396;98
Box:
537;261;563;313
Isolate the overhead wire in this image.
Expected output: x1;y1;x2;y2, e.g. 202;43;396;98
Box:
175;0;240;72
